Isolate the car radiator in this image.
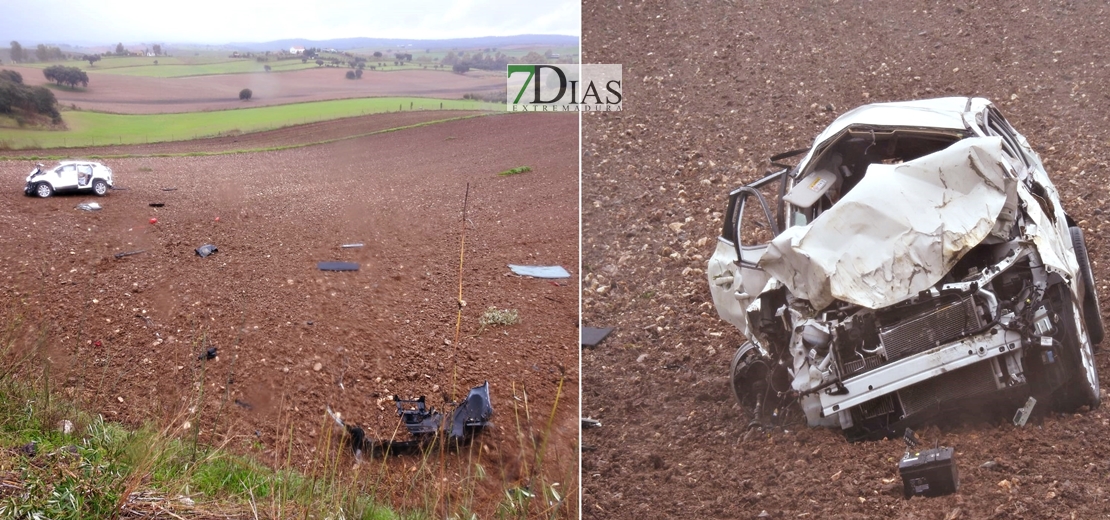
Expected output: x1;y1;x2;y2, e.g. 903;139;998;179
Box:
879;295;983;362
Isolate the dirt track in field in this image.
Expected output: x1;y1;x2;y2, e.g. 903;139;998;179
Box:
582;0;1110;518
0;111;578;516
7;66;504;114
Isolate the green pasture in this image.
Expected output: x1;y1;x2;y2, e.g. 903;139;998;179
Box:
18;55;324;78
0;97;499;149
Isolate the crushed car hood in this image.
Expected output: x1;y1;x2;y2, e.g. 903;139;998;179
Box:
759;136;1016;310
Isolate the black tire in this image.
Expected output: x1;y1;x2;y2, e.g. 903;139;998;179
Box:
35;182;53;198
1055;291;1101;413
1071;226;1104;347
730;342;769;407
92;179;108;197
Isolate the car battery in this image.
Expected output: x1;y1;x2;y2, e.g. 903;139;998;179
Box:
899;446;958;498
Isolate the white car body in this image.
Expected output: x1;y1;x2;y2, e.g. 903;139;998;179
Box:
708;97;1103;440
25;160;114;197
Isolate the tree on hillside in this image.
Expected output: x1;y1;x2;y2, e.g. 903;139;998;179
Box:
452;63;469;74
43;65;89;88
264;64;271;72
521;51;546;64
373;51;382;58
355;68;362;79
0;69;23;84
115;42;125;55
239;88;252;100
345;70;356;79
153;44;162;56
316;59;324;67
83;54;101;66
0;70;61;123
9;41;24;62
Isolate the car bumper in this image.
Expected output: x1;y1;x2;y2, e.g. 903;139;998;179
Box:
24;182;34;195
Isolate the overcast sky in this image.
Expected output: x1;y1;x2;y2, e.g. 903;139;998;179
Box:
2;0;579;46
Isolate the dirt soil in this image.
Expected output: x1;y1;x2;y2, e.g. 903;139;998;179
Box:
8;66;505;114
582;1;1110;518
0;111;578;516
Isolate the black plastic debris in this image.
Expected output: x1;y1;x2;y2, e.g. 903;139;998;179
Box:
18;441;36;458
582;417;602;428
332;382;493;458
234;399;253;410
161;187;176;191
198;347;217;360
114;249;146;259
149;202;165;207
195;244;218;257
581;327;614;348
318;261;359;271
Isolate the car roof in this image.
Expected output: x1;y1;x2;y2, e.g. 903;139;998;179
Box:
811;96;992;147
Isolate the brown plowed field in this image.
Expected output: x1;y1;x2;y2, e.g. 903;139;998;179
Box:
582;1;1110;518
9;66;504;114
0;111;578;516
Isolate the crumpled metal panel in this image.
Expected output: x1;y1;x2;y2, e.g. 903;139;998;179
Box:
759;136;1013;310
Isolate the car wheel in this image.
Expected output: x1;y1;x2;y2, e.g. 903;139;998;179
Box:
730;342;770;408
92;179;108;196
1056;294;1101;412
35;182;53;198
1071;226;1104;347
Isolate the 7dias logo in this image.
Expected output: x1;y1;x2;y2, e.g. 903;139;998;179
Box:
506;64;622;112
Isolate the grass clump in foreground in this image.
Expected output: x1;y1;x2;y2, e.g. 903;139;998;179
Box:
497;166;532;177
0;306;577;519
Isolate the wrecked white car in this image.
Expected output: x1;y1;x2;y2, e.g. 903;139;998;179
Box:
708;97;1104;440
24;160;113;198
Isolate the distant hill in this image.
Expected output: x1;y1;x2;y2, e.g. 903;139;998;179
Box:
226;35;578;52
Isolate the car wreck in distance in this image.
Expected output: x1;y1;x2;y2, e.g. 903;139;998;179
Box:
707;97;1104;441
25;160;114;197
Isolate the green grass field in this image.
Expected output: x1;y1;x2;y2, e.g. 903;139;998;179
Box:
20;56;322;78
0;97;499;149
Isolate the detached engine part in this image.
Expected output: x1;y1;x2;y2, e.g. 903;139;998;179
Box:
332;382;493;457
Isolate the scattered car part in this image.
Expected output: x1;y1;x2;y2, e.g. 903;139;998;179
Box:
149;202;165;207
707;97;1103;441
75;202;101;211
318;261;359;271
114;250;146;259
1013;396;1037;427
25;161;114;197
508;264;571;278
581;327;614;348
198;347;217;360
582;417;603;428
341;243;364;248
330;382;493;458
195;244;217;257
899;446;959;499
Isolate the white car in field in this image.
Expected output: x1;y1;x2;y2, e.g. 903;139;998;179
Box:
708;97;1103;440
24;160;114;197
